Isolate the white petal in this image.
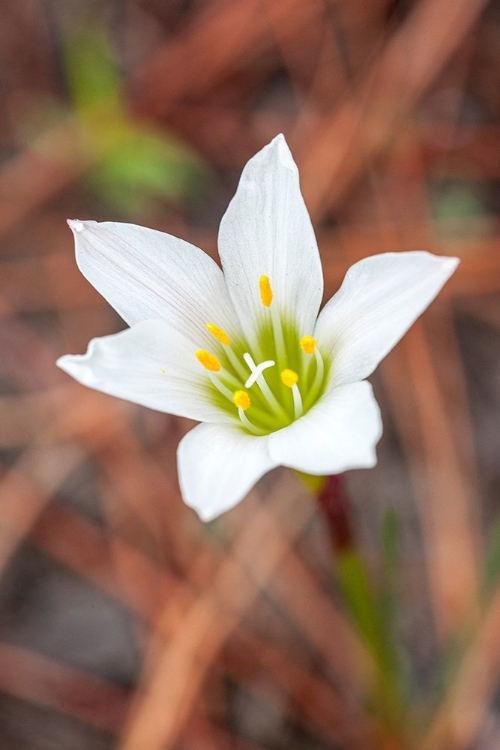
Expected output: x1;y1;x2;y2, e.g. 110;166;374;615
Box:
315;252;459;386
268;382;382;475
57;320;232;424
68;220;237;344
177;423;277;521
218;135;323;339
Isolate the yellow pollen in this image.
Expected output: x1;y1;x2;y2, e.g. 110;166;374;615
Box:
195;349;221;372
300;336;317;355
259;275;273;307
206;322;231;346
233;390;251;411
281;369;299;388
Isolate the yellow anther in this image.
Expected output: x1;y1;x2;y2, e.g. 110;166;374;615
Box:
259;275;273;307
281;369;299;388
195;349;221;372
206;322;231;347
233;390;251;411
300;336;317;355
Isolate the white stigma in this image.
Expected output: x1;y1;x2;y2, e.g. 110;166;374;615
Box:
243;352;287;419
243;353;275;388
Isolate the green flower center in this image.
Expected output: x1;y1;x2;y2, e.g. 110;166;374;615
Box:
195;276;330;435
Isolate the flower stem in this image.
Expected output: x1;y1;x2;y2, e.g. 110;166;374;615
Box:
296;471;410;741
317;474;354;552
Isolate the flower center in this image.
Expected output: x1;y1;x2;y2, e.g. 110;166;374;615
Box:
193;276;329;435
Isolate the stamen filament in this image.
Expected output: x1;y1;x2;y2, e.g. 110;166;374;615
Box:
280;368;302;418
205;322;249;380
216;365;242;389
254;372;283;414
258;274;286;364
238;408;267;435
299;335;316;380
208;373;234;401
312;348;325;394
227;346;252;381
209;376;270;433
291;384;303;419
271;303;286;366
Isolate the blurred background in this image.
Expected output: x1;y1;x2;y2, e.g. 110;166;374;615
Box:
0;0;499;748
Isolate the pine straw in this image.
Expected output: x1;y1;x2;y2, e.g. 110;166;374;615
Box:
0;0;499;748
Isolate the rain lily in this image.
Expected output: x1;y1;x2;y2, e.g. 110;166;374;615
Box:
57;135;458;521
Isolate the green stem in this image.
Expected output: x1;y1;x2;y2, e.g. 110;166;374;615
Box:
296;471;412;744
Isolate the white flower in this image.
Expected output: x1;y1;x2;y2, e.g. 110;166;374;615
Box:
57;135;458;522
